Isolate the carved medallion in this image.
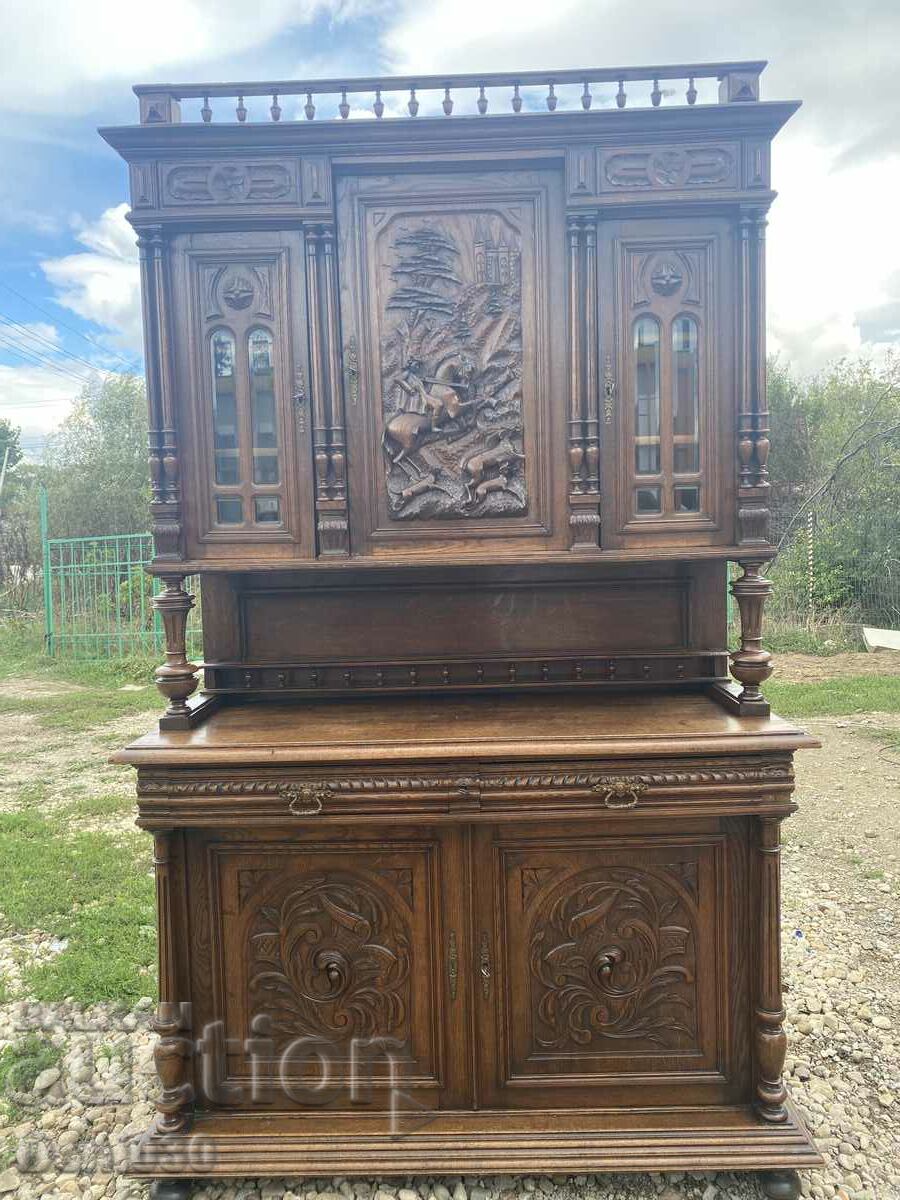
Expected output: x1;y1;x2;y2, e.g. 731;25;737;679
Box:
604;146;734;191
650;260;684;296
529;866;697;1049
222;274;255;310
165;161;295;205
247;872;411;1049
378;215;527;520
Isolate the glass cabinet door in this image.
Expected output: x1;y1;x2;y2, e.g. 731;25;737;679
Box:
601;217;735;548
171;231;314;560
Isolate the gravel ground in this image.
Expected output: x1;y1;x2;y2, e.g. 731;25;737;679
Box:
0;713;897;1200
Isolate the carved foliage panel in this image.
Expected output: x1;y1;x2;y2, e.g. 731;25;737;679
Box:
214;840;443;1098
600;144;738;193
489;835;724;1091
162;159;300;206
337;170;565;547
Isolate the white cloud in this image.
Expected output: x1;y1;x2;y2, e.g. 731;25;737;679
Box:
40;204;142;355
0;1;364;115
0;364;84;433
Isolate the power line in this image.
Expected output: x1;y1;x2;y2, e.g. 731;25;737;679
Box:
0;308;113;375
0;279;141;371
0;331;97;388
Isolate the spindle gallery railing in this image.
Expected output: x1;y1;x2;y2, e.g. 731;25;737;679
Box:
135;61;766;125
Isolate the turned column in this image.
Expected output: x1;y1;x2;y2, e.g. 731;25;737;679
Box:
755;816;788;1124
151;831;193;1134
153;575;198;722
730;559;773;713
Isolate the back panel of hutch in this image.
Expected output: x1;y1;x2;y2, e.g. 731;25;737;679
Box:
102;59;820;1200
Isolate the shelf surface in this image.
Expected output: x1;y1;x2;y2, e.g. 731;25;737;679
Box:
113;690;818;767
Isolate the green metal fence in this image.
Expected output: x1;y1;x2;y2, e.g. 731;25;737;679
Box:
40;490;201;660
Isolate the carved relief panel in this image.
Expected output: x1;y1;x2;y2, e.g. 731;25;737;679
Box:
337;168;568;555
473;825;742;1109
170;230;315;559
599;216;735;549
203;827;469;1111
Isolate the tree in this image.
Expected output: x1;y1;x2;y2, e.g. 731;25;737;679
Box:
42;374;149;538
0;418;22;477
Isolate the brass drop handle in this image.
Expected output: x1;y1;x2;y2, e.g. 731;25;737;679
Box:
591;776;648;809
283;783;330;816
479;931;492;998
448;930;459;1000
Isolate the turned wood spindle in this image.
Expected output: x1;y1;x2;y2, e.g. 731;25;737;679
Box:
442;86;453;116
546;81;557;111
304;92;316;121
477;85;488;115
235;94;247;123
686;76;698;105
730;560;773;705
153;575;198;717
339;89;350;120
408;87;419;117
616;78;626;108
373;88;384;118
651;78;662;107
581;81;592;110
200;95;212;123
511;83;522;113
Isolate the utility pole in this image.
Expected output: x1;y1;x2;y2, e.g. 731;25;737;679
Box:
0;444;10;519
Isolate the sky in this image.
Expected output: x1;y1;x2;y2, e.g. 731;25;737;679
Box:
0;0;898;452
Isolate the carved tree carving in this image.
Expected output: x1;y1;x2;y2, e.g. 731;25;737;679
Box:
378;216;527;519
247;873;412;1051
529;866;697;1049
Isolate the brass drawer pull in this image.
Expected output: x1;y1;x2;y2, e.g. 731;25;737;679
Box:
283;784;331;816
479;931;492;998
448;930;459;1000
591;777;648;809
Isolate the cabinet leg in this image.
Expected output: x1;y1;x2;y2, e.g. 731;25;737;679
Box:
150;1180;194;1200
761;1169;801;1198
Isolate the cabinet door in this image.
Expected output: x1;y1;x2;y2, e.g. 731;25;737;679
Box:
600;217;735;549
472;820;749;1109
172;230;315;560
188;825;469;1114
337;167;568;557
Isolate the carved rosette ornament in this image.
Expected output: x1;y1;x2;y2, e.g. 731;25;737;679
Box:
529;867;697;1051
247;873;412;1052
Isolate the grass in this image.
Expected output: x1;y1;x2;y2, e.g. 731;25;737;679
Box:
0;810;156;1004
766;674;900;718
0;1035;63;1120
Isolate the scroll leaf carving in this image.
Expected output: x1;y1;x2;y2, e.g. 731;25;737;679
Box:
604;147;734;191
165;161;295;204
530;867;697;1049
378;216;527;520
247;873;412;1049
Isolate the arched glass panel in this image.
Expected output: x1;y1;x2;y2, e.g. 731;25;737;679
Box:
633;317;660;476
248;328;279;486
211;330;239;486
672;316;700;474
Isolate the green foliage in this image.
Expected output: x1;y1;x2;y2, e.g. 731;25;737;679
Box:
42;374;149;538
0;1035;63;1118
768;354;900;630
0;418;22;474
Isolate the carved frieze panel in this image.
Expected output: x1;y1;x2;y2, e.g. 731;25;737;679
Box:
162;159;299;206
200;262;275;321
599;145;737;193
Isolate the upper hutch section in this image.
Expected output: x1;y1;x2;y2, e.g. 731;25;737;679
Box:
101;61;799;572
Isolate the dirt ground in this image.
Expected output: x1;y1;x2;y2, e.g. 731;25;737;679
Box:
774;649;900;683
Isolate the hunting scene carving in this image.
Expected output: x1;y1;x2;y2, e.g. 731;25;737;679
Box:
376;213;527;520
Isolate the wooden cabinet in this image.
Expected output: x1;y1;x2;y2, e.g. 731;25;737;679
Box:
104;57;816;1200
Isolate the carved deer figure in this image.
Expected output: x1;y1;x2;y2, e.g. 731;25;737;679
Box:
461;429;525;505
382;361;475;477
